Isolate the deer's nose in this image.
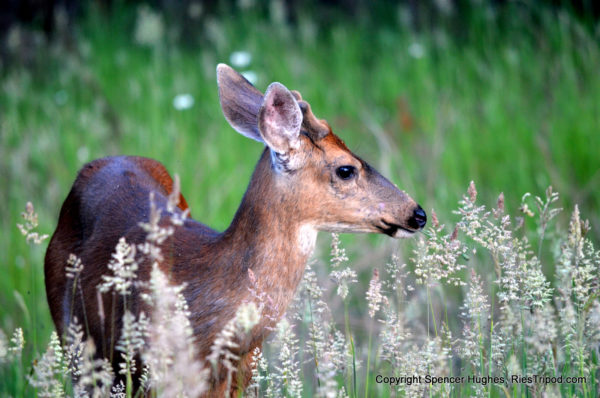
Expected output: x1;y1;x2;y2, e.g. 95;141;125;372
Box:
409;205;427;230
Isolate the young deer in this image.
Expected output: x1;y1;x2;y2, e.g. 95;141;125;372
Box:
44;64;426;396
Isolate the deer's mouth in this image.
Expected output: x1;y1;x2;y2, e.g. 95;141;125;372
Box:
376;220;416;238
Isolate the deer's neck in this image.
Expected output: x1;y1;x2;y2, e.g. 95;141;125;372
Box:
218;149;317;317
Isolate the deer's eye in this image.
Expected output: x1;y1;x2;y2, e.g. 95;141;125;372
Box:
335;165;356;180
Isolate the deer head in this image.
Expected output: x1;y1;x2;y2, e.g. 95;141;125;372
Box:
217;63;426;240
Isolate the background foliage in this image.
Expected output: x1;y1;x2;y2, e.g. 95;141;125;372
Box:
0;0;599;396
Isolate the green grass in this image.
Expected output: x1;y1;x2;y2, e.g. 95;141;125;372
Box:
0;2;599;396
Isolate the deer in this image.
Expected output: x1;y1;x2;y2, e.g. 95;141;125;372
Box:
44;64;426;396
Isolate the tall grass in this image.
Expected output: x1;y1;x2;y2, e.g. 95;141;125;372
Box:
1;1;599;396
3;183;599;397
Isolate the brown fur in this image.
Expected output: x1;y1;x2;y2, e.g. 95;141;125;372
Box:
44;65;425;396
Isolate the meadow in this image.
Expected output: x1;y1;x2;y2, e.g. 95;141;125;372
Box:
0;2;599;396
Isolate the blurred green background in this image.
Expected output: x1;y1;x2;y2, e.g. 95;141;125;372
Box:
0;0;599;394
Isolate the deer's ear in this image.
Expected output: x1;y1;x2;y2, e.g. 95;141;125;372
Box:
258;82;302;155
217;64;264;142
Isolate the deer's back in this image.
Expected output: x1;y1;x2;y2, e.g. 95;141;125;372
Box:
44;156;216;343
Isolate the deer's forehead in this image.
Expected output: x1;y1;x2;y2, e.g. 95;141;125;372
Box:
316;132;355;161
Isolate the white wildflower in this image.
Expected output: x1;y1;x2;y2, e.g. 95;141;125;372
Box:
273;318;302;397
143;264;208;397
99;237;138;296
315;352;338;398
383;254;413;295
329;267;357;299
379;307;410;368
116;311;148;376
139;364;151;392
9;327;24;355
66;254;84;279
138;192;175;262
299;264;350;372
457;183;552;308
413;220;467;287
330;233;348;267
207;315;240;389
134;5;164;47
408;42;425;58
527;186;562;243
64;319;85;377
17;201;49;244
230;51;252;68
366;269;383;318
329;233;356;299
0;330;7;361
207;301;260;391
166;174;190;226
524;304;557;375
236;302;261;333
247;346;268;397
464;271;489;320
247;268;279;330
28;331;65;397
585;301;600;347
110;380;126;398
328;330;351;372
73;340;113;398
557;205;598;308
173;94;194;111
460;272;489;368
77;146;89;163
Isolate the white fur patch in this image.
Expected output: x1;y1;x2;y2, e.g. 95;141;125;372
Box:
318;222;374;234
297;224;318;256
270;149;302;173
393;229;415;239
